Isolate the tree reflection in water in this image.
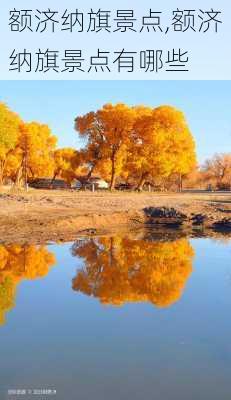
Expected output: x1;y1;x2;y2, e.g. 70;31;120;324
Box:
0;235;195;326
0;245;56;326
72;236;194;308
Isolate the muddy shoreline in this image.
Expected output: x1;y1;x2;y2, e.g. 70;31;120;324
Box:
0;190;230;244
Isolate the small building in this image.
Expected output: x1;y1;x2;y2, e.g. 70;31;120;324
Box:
72;176;109;190
29;178;70;190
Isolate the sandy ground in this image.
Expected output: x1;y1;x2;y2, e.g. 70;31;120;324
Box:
0;188;231;243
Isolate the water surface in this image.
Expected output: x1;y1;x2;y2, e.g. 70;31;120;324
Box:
0;232;231;400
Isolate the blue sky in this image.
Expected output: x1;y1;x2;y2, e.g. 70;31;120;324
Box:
0;80;230;163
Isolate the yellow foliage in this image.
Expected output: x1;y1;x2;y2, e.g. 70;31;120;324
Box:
0;106;58;184
72;236;194;308
0;244;56;326
17;122;57;179
0;101;197;190
128;105;197;189
75;104;196;190
0;103;22;183
76;104;136;188
53;147;81;183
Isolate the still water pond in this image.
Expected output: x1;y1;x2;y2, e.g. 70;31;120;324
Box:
0;232;231;400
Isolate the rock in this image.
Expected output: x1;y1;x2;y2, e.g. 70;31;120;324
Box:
213;218;231;230
144;207;187;219
143;207;187;226
191;214;208;225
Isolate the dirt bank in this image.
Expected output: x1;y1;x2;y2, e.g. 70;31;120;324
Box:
0;189;231;244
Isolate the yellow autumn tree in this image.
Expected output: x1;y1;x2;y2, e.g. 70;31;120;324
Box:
128;105;197;191
9;122;57;185
72;236;194;308
2;148;22;183
75;104;196;190
0;244;56;326
0;103;21;184
53;148;82;184
75;104;136;189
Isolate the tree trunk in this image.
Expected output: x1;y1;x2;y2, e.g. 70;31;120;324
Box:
109;237;117;267
23;153;28;189
0;150;15;186
136;173;147;192
110;171;116;190
178;174;183;192
0;169;3;186
0;160;6;186
110;153;116;190
87;165;95;180
51;172;58;184
14;166;23;187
